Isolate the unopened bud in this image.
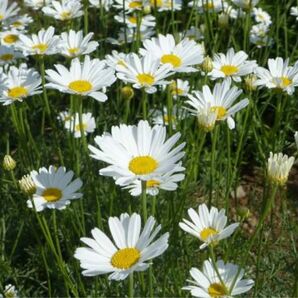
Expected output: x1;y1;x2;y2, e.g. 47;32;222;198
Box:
200;56;213;73
121;86;134;101
218;13;229;28
237;206;250;220
19;174;36;195
244;74;257;92
3;155;16;171
143;4;151;14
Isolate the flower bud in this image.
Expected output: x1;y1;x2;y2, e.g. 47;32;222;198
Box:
244;74;257;92
200;56;213;73
19;174;36;195
121;86;134;101
143;4;151;14
236;206;250;220
218;13;229;28
2;155;16;171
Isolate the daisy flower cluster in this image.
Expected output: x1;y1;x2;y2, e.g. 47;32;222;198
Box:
180;203;254;297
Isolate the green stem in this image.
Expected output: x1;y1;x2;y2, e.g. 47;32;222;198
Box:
142;89;148;120
141;181;147;222
128;272;134;298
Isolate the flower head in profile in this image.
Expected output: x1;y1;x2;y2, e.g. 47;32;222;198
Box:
89;120;185;186
179;203;239;249
42;0;83;21
89;0;113;10
64;112;96;138
168;79;190;98
232;0;259;10
148;0;182;11
24;0;51;10
140;34;204;73
1;284;19;298
255;57;298;95
183;259;254;297
188;0;226;14
114;13;156;30
123;164;185;196
113;0;143;13
18;26;60;56
291;6;298;21
116;53;173;94
0;63;41;105
0;0;19;22
267;152;295;186
209;48;257;82
186;80;249;129
58;30;99;58
46;55;116;102
0;45;23;65
74;213;169;280
27;166;83;212
295;132;298;150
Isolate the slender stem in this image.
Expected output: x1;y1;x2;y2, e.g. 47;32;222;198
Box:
142;89;148;120
141;181;147;222
128;272;134;298
166;86;173;135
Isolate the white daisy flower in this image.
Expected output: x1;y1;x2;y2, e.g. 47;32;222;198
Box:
179;203;239;249
64;112;96;138
295;132;298;150
42;0;83;21
0;0;19;22
151;105;187;129
183;259;254;297
2;284;19;298
0;63;42;105
105;50;129;70
116;53;173;94
252;7;271;25
0;45;24;65
45;55;116;102
89;0;113;10
74;213;169;280
209;48;257;82
18;26;60;56
148;0;182;11
291;6;298;21
3;14;33;31
123;164;185;196
27;166;83;212
196;107;218;132
58;30;98;58
232;0;259;9
168;79;190;98
255;57;298;95
89;120;185;186
186;80;249;130
113;0;143;12
24;0;51;10
0;29;21;47
114;13;156;30
249;23;273;48
140;34;204;73
188;0;226;14
107;27;155;45
184;26;204;41
267;152;295;186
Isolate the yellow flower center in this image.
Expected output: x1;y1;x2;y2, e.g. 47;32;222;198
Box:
0;54;14;61
42;187;62;202
128;16;138;24
200;227;218;241
280;76;292;88
3;34;18;44
68;80;93;93
111;248;141;269
68;47;79;55
0;15;4;20
208;282;227;297
12;21;23;27
163;114;176;124
204;3;214;9
146;179;160;188
136;73;155;86
129;156;158;175
220;65;239;76
32;43;48;53
150;0;163;6
75;123;87;132
210;106;227;120
129;1;142;8
8;86;28;98
161;54;182;68
268;175;287;186
60;11;71;20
